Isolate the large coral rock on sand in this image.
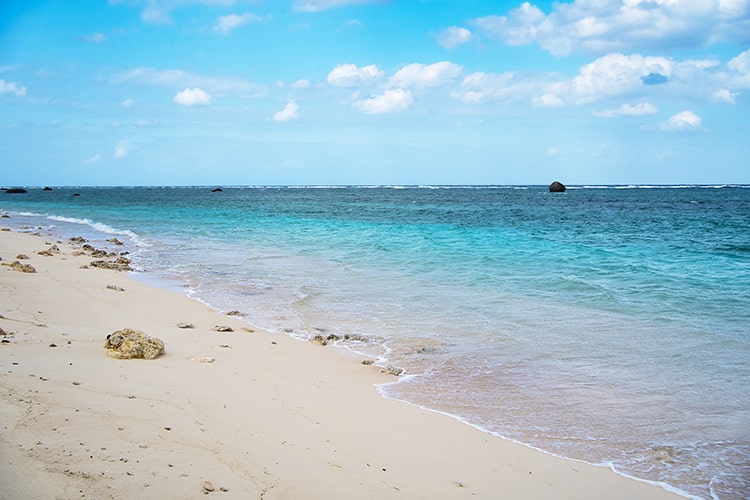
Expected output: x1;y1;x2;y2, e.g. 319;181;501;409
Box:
104;328;164;360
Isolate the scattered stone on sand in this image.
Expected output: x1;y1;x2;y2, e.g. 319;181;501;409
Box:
177;322;195;329
36;244;61;257
91;249;108;258
382;365;405;376
225;310;243;316
15;254;29;260
361;359;374;365
90;258;132;272
343;333;369;343
549;181;566;192
49;343;57;347
104;328;165;360
202;481;215;493
311;335;328;346
3;260;37;273
107;237;124;245
106;285;126;292
241;327;255;333
190;356;215;363
69;236;86;244
213;325;234;332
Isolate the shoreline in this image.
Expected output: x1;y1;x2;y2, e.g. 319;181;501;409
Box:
0;228;687;499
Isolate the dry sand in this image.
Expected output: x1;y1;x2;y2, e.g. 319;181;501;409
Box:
0;229;685;499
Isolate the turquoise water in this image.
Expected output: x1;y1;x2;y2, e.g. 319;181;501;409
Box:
2;185;749;498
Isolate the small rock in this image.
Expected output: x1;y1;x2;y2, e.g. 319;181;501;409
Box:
382;365;404;376
549;181;566;192
108;238;124;246
361;359;374;365
202;481;215;492
4;261;37;273
177;322;195;329
311;335;328;346
225;310;243;316
16;254;29;260
104;328;165;360
213;326;233;332
106;285;125;292
69;236;86;244
49;343;57;348
190;356;215;363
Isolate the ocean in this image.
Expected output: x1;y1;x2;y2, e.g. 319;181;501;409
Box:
2;185;749;499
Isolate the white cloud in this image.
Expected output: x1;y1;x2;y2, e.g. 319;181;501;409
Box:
458;71;527;104
727;48;750;88
391;61;463;89
293;0;382;13
327;64;384;87
84;32;106;43
174;87;212;105
659;110;703;132
436;26;472;49
712;88;737;104
570;53;672;103
121;98;135;108
471;0;750;56
533;93;564;107
113;68;266;98
291;79;311;89
215;12;262;35
594;102;658;117
114;142;130;159
84;154;101;164
273;100;299;122
133;118;159;127
0;79;27;97
355;88;414;114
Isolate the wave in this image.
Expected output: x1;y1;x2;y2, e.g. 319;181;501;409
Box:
46;215;146;246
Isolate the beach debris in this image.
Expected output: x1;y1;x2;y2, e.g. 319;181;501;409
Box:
177;322;195;329
106;285;125;292
381;365;405;376
213;325;233;332
15;254;29;260
104;328;165;360
3;260;37;273
190;356;215;363
549;180;566;192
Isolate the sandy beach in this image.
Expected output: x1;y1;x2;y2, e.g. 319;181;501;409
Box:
0;228;685;499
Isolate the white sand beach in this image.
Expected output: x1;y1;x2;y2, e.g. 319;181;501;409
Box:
0;229;684;499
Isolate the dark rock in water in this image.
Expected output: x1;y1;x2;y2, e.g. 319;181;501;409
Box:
4;188;28;194
72;193;81;197
549;181;566;192
211;188;223;192
43;187;53;191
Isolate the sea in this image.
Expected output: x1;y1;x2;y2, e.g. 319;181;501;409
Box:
2;185;749;499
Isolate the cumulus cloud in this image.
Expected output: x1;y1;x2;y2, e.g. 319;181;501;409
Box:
391;61;463;89
727;48;750;88
114;142;130;159
594;102;658;117
174;87;212;105
355;88;414;114
215;12;262;34
293;0;383;12
273;100;299;122
113;68;266;98
327;64;384;87
712;89;737;104
458;71;527;104
436;26;472;49
471;0;750;56
0;79;27;97
659;110;703;132
570;53;673;103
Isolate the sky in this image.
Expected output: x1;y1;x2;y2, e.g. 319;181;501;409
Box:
1;0;749;186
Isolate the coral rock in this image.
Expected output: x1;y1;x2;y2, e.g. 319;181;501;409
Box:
4;261;37;273
104;329;164;360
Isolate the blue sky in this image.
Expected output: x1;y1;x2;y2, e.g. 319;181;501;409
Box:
1;0;749;186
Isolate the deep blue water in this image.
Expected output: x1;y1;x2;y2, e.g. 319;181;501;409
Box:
2;185;749;499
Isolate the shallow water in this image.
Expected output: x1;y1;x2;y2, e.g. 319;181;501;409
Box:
3;185;749;498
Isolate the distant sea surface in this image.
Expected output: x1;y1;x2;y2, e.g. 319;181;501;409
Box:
3;185;749;499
